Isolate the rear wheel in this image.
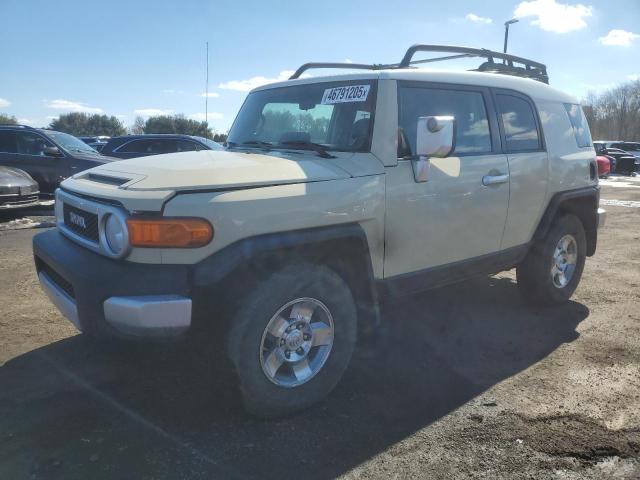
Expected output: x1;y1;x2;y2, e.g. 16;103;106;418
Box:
517;214;586;305
227;263;357;417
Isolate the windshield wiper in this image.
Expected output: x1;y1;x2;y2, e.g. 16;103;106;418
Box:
278;140;336;159
241;140;274;150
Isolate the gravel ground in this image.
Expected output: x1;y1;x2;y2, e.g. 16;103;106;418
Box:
0;179;639;480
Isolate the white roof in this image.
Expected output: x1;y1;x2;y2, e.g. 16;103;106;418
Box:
253;68;577;104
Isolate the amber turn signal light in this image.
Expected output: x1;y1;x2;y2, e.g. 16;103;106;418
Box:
126;218;213;248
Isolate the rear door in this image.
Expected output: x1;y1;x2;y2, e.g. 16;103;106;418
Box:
384;82;509;278
493;90;548;249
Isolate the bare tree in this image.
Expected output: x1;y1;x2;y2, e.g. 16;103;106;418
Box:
130;116;146;135
583;80;640;140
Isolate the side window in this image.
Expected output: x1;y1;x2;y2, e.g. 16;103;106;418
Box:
175;140;199;152
496;94;541;152
118;139;175;154
0;131;19;154
16;132;55;156
398;86;492;157
117;139;149;153
564;103;592;148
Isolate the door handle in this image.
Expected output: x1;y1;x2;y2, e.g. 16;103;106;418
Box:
482;174;509;186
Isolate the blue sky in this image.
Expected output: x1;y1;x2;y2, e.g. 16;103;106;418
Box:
0;0;638;132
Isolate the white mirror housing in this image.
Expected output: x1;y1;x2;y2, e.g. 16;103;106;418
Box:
416;116;456;158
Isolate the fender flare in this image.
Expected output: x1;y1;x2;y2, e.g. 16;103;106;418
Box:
532;185;599;256
192;223;381;332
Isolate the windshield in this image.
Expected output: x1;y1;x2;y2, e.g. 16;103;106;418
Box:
42;130;100;155
227;80;377;153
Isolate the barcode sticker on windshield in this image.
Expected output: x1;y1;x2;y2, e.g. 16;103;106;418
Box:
321;85;370;104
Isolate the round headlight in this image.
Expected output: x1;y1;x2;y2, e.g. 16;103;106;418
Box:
104;214;126;254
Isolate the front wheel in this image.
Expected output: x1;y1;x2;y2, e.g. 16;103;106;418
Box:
227;264;357;417
517;214;586;305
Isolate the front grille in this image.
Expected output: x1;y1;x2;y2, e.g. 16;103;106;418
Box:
1;194;39;206
36;258;75;299
63;203;99;243
20;184;39;195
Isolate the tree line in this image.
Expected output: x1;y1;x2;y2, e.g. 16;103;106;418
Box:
0;112;227;142
583;80;640;141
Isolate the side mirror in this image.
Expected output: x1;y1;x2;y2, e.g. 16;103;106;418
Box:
43;146;62;157
416;116;455;157
412;116;456;183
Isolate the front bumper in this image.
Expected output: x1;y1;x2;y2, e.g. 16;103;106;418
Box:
34;230;192;339
0;193;40;210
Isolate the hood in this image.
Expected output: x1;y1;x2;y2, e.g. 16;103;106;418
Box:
0;166;37;186
75;150;352;191
72;151;118;163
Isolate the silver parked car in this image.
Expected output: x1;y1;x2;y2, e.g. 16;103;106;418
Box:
0;166;40;210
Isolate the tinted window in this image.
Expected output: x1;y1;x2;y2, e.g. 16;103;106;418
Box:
175;140;200;152
16;132;55;156
118;139;176;154
398;86;492;156
564;103;592;148
496;94;541;152
0;131;18;154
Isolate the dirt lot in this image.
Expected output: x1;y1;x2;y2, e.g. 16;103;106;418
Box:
1;178;639;480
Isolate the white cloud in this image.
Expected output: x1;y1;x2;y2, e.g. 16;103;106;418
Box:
45;99;104;114
514;0;592;33
0;98;10;108
599;29;640;47
465;13;493;24
343;59;354;64
219;70;297;92
133;108;173;117
189;112;223;121
17;118;34;125
627;74;640;81
46;115;58;120
200;92;220;98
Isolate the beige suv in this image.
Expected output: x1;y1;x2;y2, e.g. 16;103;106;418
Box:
33;45;605;417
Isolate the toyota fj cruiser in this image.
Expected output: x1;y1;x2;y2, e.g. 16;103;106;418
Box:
34;45;605;417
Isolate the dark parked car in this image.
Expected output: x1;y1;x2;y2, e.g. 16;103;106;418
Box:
610;142;640;158
0;166;40;210
604;148;637;175
0;125;116;193
100;134;222;159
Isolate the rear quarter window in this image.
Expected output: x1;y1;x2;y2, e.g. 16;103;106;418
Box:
564;103;592;148
495;94;542;152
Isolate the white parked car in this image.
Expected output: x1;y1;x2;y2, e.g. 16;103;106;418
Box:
34;45;605;417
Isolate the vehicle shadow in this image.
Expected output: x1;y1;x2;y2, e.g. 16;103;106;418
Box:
0;275;588;480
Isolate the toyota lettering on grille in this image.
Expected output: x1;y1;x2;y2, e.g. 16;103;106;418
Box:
69;211;87;229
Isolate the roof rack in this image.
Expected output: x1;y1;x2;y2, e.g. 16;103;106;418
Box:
289;44;549;84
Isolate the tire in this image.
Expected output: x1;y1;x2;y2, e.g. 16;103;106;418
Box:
517;214;586;306
227;263;357;418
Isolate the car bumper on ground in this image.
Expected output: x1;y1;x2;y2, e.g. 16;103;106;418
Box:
33;229;193;340
0;193;40;210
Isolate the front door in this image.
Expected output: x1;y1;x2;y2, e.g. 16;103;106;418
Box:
14;131;67;193
384;82;509;279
